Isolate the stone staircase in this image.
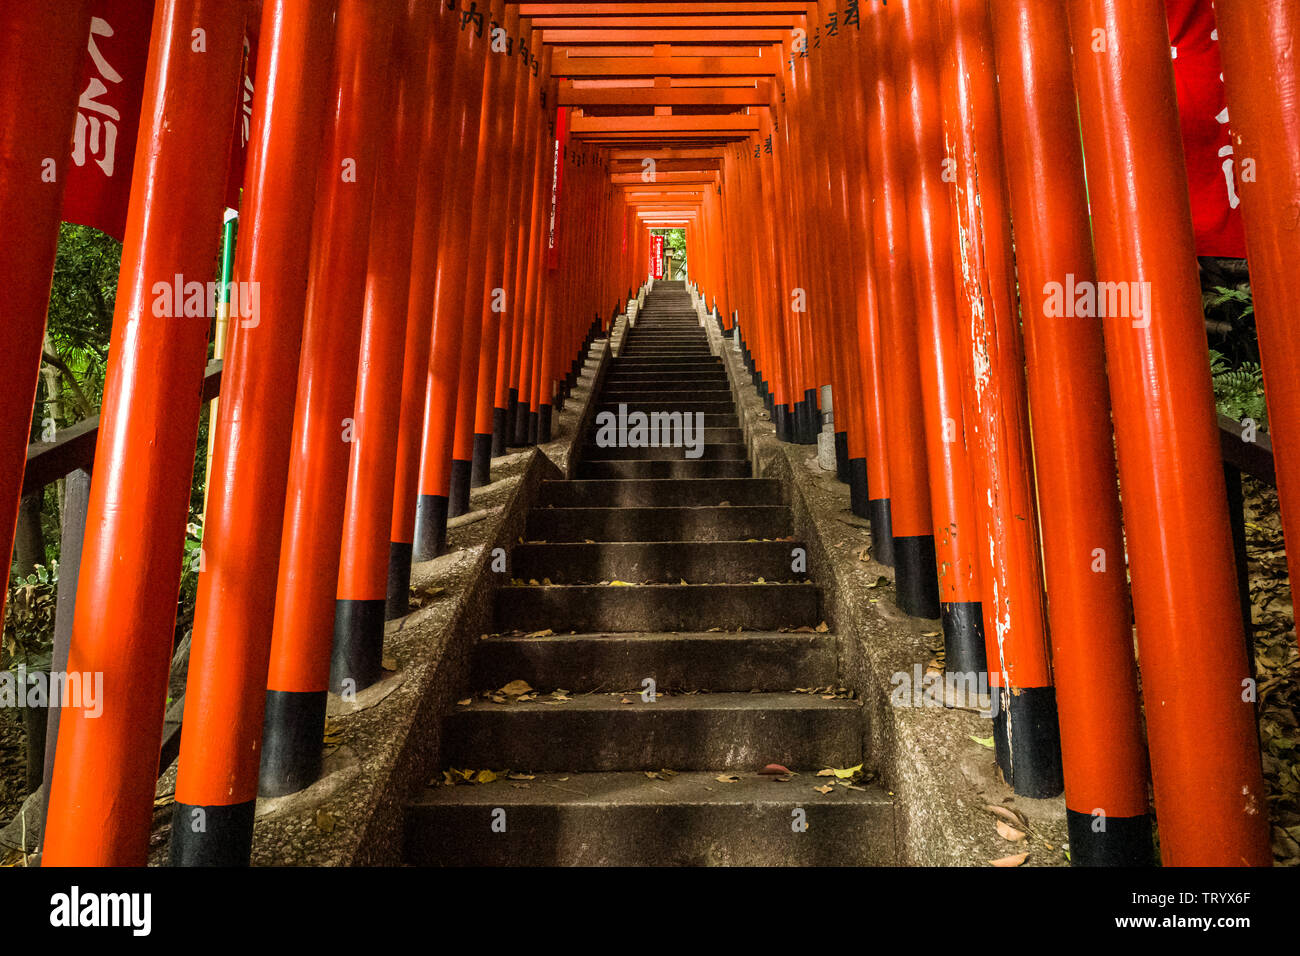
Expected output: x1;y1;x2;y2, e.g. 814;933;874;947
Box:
404;281;895;865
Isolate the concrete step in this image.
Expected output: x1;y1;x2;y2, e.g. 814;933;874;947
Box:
509;540;807;584
472;630;834;692
611;359;722;370
537;477;781;507
494;581;819;632
600;388;731;403
580;443;747;462
604;372;730;385
577;458;751;478
595;402;735;416
525;504;791;541
404;772;894;866
442;691;861;771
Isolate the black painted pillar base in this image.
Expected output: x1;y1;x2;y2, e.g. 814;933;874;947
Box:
512;395;530;446
834;431;849;484
505;389;521;446
848;458;870;518
795;390;816;444
527;409;539;445
491;407;508;457
330;597;385;695
792;399;810;444
774;404;792;443
941;600;987;677
448;457;472;518
412;493;448;562
259;689;326;798
169;800;255;866
538;403;552;443
893;535;940;618
868;498;894;567
1066;809;1154;866
385;540;413;620
990;685;1065;798
470;432;492;487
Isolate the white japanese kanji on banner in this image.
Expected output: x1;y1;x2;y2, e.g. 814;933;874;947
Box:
61;0;154;242
1166;0;1247;258
223;20;259;212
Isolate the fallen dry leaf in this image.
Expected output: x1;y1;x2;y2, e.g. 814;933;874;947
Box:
996;819;1027;842
989;852;1029;867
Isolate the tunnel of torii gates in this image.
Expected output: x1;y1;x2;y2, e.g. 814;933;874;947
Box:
2;0;1299;869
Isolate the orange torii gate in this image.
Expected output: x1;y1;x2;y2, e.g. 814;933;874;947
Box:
3;0;1295;869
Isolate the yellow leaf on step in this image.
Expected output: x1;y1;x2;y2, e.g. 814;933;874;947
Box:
500;680;534;696
608;580;633;586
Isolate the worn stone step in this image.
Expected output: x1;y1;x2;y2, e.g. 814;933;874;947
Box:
581;443;746;462
525;504;790;542
611;359;722;370
537;477;781;507
600;387;731;402
604;372;730;385
472;630;834;692
442;692;860;771
578;458;750;479
404;772;894;866
494;581;818;632
509;540;807;584
597;398;734;414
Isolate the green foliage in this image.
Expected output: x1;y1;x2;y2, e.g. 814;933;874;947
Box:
664;228;687;258
43;223;120;430
1210;348;1267;429
3;563;57;671
1204;283;1254;322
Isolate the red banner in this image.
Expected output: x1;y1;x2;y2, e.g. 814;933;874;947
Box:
1166;0;1246;258
223;24;259;212
61;0;258;240
652;234;665;280
60;0;154;242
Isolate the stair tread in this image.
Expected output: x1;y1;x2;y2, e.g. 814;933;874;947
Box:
481;629;832;643
452;690;856;715
410;770;887;807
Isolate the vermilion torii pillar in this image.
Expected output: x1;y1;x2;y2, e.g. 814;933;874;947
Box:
862;0;939;619
1217;0;1300;652
892;0;987;683
990;0;1150;864
0;1;93;637
1067;0;1271;866
43;0;248;867
331;0;436;699
170;0;339;866
939;0;1061;798
259;0;399;800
